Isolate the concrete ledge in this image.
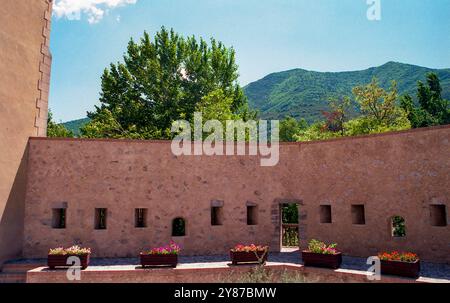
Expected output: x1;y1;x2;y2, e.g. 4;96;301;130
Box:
26;261;450;283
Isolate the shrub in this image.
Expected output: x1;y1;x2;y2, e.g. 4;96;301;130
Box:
307;239;339;255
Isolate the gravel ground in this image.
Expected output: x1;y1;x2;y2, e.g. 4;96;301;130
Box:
6;250;450;280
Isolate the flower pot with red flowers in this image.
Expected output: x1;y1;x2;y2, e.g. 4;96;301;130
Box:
140;241;180;268
301;239;342;269
378;251;420;278
230;244;269;265
48;246;91;270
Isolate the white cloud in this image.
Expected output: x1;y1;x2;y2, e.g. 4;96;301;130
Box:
53;0;137;24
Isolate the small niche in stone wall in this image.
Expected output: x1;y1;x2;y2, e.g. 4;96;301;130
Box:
320;205;332;223
351;205;365;225
95;208;108;230
247;202;258;225
430;205;447;227
135;208;148;228
391;216;406;237
172;217;186;236
211;200;224;226
52;208;66;229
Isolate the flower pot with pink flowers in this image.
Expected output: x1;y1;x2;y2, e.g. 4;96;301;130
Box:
140;241;180;267
230;244;269;265
301;239;342;269
378;251;420;278
48;246;91;270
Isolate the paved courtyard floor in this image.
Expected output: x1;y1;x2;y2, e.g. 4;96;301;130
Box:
7;249;450;281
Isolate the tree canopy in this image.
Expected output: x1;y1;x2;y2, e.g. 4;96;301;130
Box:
81;27;250;139
294;78;411;141
400;72;450;128
279;117;307;142
72;28;448;142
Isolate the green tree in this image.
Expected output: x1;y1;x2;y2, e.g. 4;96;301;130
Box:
295;121;342;141
82;27;248;139
401;73;449;128
418;73;442;116
322;96;352;135
192;89;238;141
195;89;237;123
400;94;419;126
350;78;410;134
353;78;398;125
296;78;410;141
279;117;307;142
80;108;148;139
47;110;74;138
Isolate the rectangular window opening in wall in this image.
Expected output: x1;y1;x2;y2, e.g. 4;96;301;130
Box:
430;205;447;227
211;206;223;226
320;205;332;223
95;208;107;230
247;205;258;225
52;208;66;229
135;208;148;228
351;205;365;225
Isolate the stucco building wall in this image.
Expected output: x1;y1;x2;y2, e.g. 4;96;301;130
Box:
23;126;450;263
0;0;52;268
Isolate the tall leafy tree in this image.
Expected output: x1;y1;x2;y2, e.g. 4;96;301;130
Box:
399;94;424;127
195;89;236;123
418;73;442;115
400;73;450;128
352;78;400;126
348;78;410;134
81;27;248;139
322;96;352;135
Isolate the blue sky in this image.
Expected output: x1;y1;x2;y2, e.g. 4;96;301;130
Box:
50;0;450;122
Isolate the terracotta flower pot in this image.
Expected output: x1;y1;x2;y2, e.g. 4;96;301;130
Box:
380;259;420;278
140;253;178;267
301;251;342;269
47;254;90;270
230;250;268;265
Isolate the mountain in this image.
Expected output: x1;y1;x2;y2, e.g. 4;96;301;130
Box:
61;62;450;133
62;117;90;136
244;62;450;122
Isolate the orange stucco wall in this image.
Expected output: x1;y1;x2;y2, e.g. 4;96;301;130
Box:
0;0;52;268
23;126;450;263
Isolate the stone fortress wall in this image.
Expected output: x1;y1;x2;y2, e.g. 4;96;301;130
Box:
0;0;53;268
0;0;448;268
23;126;450;263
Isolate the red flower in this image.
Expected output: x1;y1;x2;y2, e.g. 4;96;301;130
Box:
378;251;418;262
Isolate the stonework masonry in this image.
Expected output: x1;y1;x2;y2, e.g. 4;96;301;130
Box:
0;0;449;272
0;0;53;269
35;0;53;137
23;126;450;263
